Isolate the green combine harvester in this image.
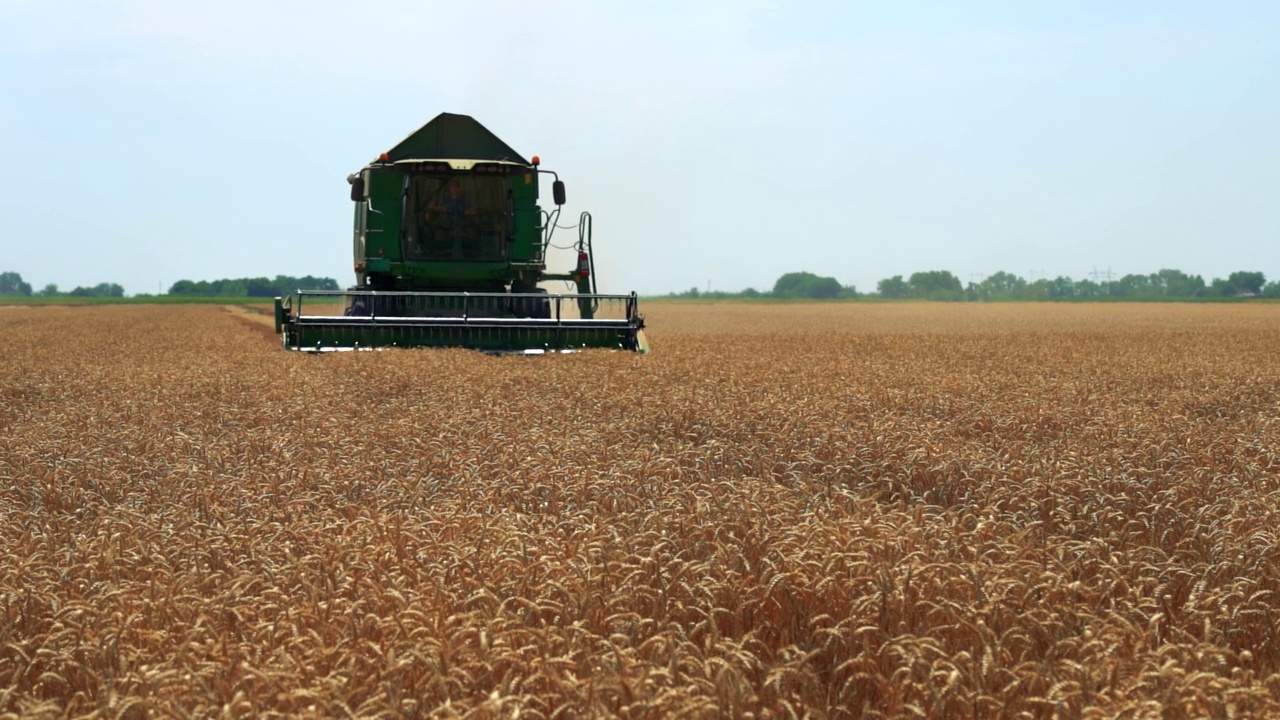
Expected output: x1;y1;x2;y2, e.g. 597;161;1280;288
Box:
274;113;646;353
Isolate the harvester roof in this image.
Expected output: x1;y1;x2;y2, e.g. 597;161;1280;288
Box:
378;113;529;165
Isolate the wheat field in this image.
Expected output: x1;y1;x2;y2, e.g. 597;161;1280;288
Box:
2;302;1279;719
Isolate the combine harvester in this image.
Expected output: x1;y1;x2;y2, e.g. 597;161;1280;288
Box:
274;113;646;353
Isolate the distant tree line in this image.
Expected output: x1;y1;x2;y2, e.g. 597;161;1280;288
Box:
876;269;1279;301
0;271;339;298
666;272;858;300
0;271;124;298
660;268;1279;302
7;267;1276;302
167;275;340;297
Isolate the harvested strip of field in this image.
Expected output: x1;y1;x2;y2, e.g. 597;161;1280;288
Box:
2;302;1279;718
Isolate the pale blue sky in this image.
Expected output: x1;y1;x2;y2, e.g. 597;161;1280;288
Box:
2;1;1277;295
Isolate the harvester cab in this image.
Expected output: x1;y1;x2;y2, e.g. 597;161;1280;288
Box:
274;113;647;353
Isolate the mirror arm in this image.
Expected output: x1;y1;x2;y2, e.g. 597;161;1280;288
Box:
535;168;567;206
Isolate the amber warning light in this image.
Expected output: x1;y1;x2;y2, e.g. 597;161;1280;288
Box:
531;155;541;166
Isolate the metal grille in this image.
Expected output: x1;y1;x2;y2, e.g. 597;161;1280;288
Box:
277;291;644;353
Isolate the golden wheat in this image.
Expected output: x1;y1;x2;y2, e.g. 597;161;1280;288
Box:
1;302;1278;719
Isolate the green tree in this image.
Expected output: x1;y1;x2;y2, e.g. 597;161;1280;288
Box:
1046;276;1075;299
246;277;277;297
807;277;843;299
1153;269;1205;297
1209;271;1266;297
1114;274;1157;297
36;283;59;297
68;282;125;298
168;276;339;297
772;272;843;299
908;270;963;301
1072;278;1100;298
877;275;909;299
1227;271;1265;296
976;271;1026;301
1024;279;1050;300
0;271;33;296
288;275;340;292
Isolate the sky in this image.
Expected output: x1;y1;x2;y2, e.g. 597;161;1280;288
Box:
1;0;1277;296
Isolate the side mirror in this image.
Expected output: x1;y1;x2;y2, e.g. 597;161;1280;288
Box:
349;176;366;203
552;180;566;206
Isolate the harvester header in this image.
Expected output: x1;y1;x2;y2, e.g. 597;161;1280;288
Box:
274;113;646;353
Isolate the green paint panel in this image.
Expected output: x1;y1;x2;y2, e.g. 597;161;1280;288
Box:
365;170;405;262
511;171;542;263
